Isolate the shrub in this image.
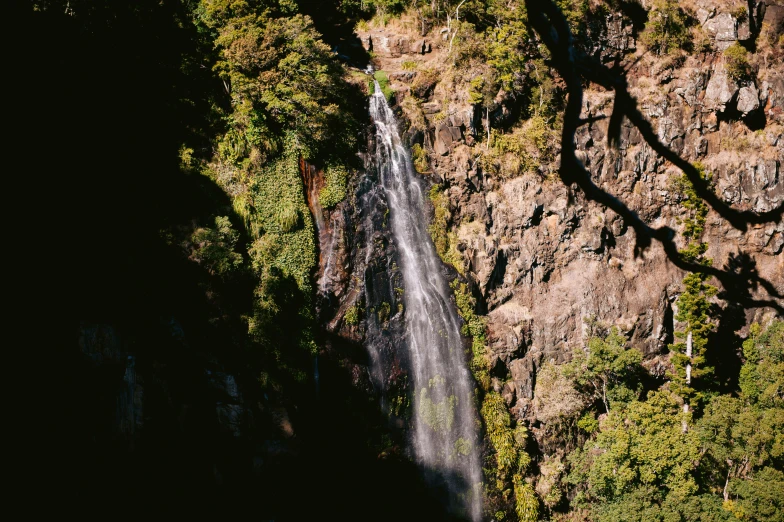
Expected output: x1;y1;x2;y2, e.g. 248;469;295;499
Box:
428;185;464;273
190;216;243;277
401;95;426;133
411;143;429;174
487;116;555;178
730;5;748;22
344;305;360;325
468;76;484;105
410;68;439;99
641;0;690;55
355;19;369;32
451;279;490;389
724;43;751;80
377;301;391;323
401;60;417;71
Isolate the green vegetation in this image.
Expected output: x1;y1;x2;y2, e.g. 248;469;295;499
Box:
451;279;490;390
482;116;556;178
570;390;701;502
428;185;464;273
419;374;458;434
410;67;439;98
319;164;349;209
565;326;643;412
196;0;364;368
411;143;429;174
401;95;427;134
53;0;783;517
377;301;392;323
669;272;717;410
452;277;537;520
373;70;395;103
483;392;538;521
641;0;690;55
698;321;784;520
401;60;417;71
190;216;244;277
468;76;484;105
671;162;711;262
524;316;784;522
724;43;752;81
344;305;360;326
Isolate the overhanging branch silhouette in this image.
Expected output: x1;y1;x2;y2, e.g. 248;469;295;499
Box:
524;0;783;313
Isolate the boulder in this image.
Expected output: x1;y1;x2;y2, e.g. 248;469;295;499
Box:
702;12;738;50
704;67;738;111
737;85;760;116
435;124;453;155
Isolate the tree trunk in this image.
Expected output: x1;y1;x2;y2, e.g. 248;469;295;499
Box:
485;107;490;145
723;467;731;501
682;330;692;432
685;331;693;384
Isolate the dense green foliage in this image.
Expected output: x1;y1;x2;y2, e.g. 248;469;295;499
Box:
411;143;429;174
451;279;491;390
669;272;718;408
699;321;784;520
533;319;784;522
195;0;365;365
320;164;350;209
190;216;244;276
668;162;717;412
672;162;711;248
452;278;539;519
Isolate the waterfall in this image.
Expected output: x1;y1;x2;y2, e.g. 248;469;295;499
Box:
369;81;482;520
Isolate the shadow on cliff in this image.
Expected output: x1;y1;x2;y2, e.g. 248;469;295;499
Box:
297;0;373;68
17;3;461;521
524;0;784;317
707;252;764;392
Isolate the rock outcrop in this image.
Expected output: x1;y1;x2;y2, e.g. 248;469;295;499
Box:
348;2;784;427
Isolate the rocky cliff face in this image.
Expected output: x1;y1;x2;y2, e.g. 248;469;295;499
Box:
334;1;784;432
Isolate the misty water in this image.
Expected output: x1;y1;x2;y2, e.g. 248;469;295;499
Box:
369;81;482;520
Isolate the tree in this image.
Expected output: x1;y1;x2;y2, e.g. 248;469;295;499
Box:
669;272;717;422
567;391;701;519
698;321;784;508
566;326;643;413
640;0;690;56
191;216;244;276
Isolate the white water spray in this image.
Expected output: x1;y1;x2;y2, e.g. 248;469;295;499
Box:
369;81;482;520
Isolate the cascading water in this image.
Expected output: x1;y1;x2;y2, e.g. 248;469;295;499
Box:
369;81;482;520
